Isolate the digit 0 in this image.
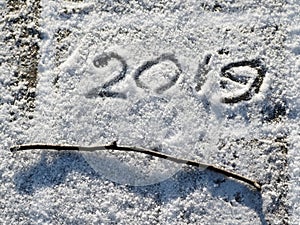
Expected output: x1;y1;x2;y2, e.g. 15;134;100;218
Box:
134;53;182;94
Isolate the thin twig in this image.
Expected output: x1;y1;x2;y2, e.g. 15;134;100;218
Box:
10;141;261;191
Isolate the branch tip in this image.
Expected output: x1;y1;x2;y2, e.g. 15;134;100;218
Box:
10;145;20;153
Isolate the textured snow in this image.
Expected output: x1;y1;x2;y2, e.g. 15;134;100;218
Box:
0;0;299;224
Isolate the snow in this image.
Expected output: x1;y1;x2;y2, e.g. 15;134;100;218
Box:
0;0;298;224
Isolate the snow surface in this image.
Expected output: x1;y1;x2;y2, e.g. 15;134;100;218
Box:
0;0;299;224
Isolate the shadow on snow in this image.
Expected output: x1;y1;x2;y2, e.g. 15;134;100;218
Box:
13;151;267;225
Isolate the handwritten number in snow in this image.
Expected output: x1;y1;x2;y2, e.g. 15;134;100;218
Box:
85;52;128;99
82;52;266;103
134;54;182;94
220;59;267;104
194;54;212;92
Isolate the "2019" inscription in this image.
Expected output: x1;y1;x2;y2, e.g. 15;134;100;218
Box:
84;51;267;104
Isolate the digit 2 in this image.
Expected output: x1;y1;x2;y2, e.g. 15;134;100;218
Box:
85;52;128;99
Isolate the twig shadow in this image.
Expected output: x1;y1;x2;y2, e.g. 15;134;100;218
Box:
130;168;267;225
13;151;99;194
13;153;266;224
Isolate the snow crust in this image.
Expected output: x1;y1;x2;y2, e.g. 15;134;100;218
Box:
0;0;298;224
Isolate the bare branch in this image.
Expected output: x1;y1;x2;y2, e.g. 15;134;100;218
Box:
10;141;261;191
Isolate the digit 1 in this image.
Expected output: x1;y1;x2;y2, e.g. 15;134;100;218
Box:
194;54;212;92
